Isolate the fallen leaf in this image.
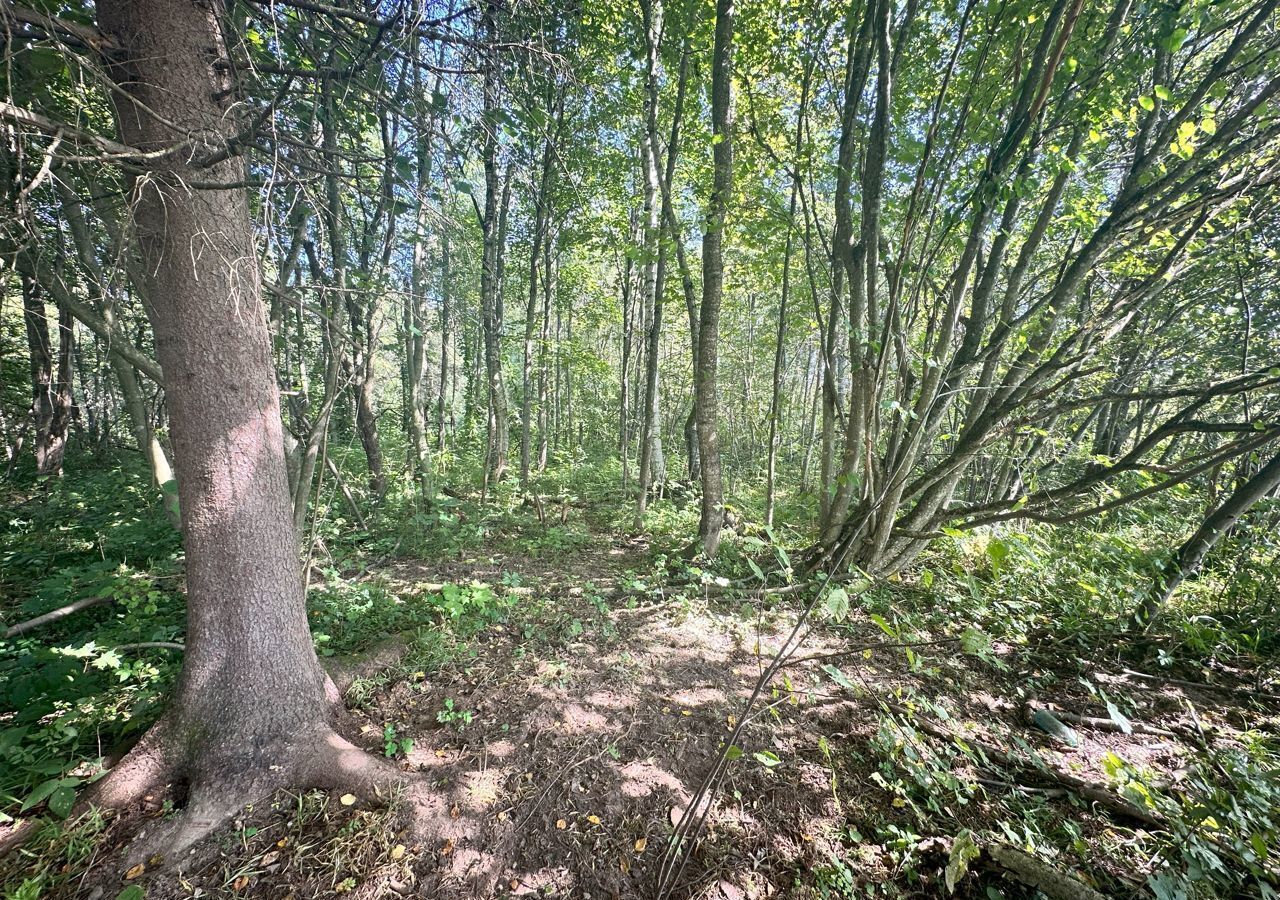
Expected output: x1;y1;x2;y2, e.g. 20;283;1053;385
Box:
680;710;691;717
620;857;630;873
892;797;906;808
390;844;406;860
441;838;455;856
233;875;250;891
555;818;567;830
277;838;289;848
634;837;647;853
340;794;357;806
450;804;460;819
261;851;280;866
586;814;601;825
125;864;145;880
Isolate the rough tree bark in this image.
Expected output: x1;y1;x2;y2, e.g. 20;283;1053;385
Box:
695;0;735;557
88;0;401;862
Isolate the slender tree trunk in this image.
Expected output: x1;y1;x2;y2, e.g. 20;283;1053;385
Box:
619;237;636;492
21;277;73;476
634;0;667;529
437;228;452;453
321;78;384;497
480;3;509;487
537;230;554;470
1130;448;1280;632
56;180;180;525
765;186;799;529
113;354;180;528
695;0;735;557
407;70;435;500
520;94;559;488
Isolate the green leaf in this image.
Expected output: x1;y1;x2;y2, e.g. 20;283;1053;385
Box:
960;627;990;655
823;587;850;622
21;778;61;812
753;750;781;768
986;538;1009;577
1138;95;1155;112
1163;27;1189;53
725;745;743;761
116;888;146;900
869;613;896;637
1154;85;1172;101
1105;701;1132;735
48;785;76;819
822;664;858;693
1251;832;1269;859
92;650;123;670
945;830;981;893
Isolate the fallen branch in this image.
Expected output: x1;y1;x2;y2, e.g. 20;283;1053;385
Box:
1120;669;1280;705
986;844;1107;900
114;642;185;652
1026;702;1180;738
898;705;1164;828
3;595;114;639
785;637;960;668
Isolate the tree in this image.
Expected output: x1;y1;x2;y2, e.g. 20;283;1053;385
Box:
86;0;397;858
695;0;735;558
480;0;510;487
19;276;72;476
1130;450;1280;632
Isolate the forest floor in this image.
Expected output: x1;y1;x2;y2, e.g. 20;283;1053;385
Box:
4;485;1279;899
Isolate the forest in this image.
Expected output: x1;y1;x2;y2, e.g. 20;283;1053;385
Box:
0;0;1279;897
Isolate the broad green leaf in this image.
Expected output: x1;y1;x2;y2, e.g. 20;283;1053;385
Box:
945;830;981;893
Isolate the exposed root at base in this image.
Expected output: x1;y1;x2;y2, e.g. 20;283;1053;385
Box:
80;726;420;874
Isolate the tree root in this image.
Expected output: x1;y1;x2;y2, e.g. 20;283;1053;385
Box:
323;634;413;696
82;725;419;873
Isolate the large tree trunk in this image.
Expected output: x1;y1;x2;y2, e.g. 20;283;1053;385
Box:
90;0;395;860
695;0;735;557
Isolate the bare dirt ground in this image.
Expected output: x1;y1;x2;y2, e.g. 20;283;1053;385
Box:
28;528;1278;899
